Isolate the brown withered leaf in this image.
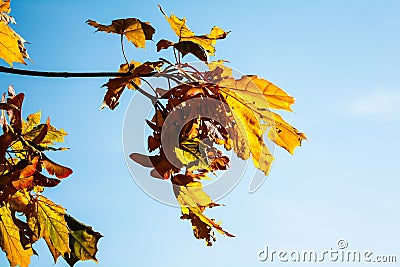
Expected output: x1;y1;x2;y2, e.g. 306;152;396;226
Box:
101;61;162;110
130;152;179;180
156;39;174;51
6;92;24;134
0;132;14;163
210;156;230;171
174;41;208;62
87;18;155;48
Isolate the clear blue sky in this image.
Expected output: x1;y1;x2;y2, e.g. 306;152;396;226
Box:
1;0;400;266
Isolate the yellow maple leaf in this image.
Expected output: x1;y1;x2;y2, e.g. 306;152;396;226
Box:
0;0;29;66
172;175;234;246
22;110;41;135
0;21;25;66
218;76;306;167
219;88;274;175
0;204;33;267
219;75;295;111
268;112;307;154
159;5;229;56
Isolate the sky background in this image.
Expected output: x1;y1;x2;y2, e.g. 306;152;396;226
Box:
1;0;400;266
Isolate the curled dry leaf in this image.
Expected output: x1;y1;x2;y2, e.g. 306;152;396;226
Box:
101;61;162;110
87;18;155;48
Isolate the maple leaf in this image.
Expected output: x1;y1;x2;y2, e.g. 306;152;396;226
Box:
156;39;174;51
159;5;229;57
87;18;155;48
28;196;71;258
63;215;103;267
20;112;69;150
172;175;234;246
8;190;30;214
101;60;162;110
217;75;307;169
22;111;41;135
0;204;33;267
219;88;275;175
268;112;307;154
0;0;29;66
156;39;208;62
219;75;295;111
173;41;208;62
0;22;24;66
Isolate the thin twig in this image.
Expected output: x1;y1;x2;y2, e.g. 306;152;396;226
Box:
0;66;156;78
129;81;157;103
140;78;157;95
180;63;206;80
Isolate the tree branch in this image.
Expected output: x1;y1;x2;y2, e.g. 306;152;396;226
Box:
0;66;156;78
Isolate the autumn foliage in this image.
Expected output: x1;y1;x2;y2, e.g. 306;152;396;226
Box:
0;0;306;266
1;1;101;267
87;5;306;246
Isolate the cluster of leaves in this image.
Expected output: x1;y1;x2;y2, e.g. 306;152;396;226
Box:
0;86;102;267
0;0;306;262
0;1;102;266
88;6;307;246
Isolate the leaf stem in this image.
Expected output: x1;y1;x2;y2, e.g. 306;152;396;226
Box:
120;34;129;65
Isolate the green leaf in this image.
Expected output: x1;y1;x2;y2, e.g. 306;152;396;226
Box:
63;214;103;267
